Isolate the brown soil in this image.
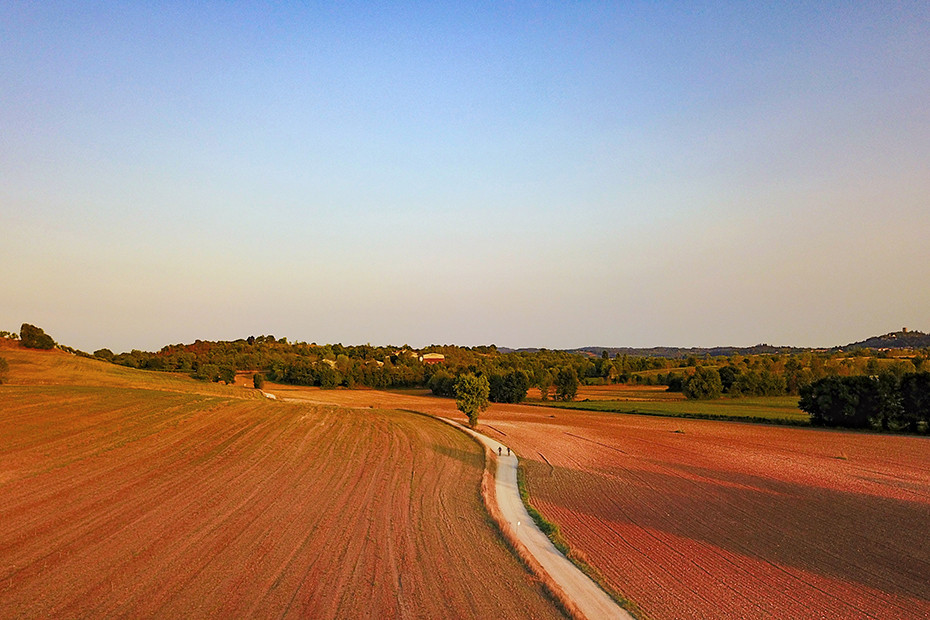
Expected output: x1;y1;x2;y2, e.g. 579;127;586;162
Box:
295;386;930;620
0;360;562;618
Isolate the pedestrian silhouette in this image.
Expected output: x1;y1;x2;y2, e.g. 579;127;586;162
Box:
507;447;510;456
498;446;502;456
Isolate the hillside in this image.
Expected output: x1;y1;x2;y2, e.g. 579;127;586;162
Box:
0;337;252;396
844;329;930;350
570;328;929;357
0;343;562;618
571;343;804;358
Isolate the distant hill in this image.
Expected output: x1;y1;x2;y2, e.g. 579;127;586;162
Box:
514;329;929;358
569;344;805;359
844;329;930;350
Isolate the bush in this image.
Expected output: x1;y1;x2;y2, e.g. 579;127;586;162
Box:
253;373;265;390
684;366;723;400
20;323;56;350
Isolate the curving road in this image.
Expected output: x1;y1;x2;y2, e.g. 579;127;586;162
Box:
442;418;633;620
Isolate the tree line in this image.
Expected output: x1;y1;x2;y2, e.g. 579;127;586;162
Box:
799;372;930;432
87;334;928;403
6;324;928;423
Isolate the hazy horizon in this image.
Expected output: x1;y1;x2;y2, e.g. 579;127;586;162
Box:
4;2;928;354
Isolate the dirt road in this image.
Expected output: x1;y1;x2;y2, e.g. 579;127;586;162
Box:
444;418;632;620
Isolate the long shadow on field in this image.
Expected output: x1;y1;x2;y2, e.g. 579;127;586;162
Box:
520;455;930;608
428;442;484;469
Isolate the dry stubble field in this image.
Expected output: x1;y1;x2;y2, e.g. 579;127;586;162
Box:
0;345;562;619
294;384;930;620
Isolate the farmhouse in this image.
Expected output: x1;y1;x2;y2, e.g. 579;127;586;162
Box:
420;353;445;365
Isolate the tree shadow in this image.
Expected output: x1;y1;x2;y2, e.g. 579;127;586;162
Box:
519;454;930;610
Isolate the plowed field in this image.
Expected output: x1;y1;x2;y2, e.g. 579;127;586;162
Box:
294;385;930;620
0;349;562;618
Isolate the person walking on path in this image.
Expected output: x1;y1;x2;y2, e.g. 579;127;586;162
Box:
498;446;502;456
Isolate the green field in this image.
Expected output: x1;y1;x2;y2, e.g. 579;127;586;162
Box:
534;395;810;425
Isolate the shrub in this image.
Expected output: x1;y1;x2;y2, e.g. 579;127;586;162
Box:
253;373;265;389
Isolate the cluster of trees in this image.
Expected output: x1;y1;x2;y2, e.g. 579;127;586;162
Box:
99;337;430;388
799;372;930;432
19;324;56;350
679;363;793;400
85;333;930;409
430;369;532;403
674;352;927;401
429;366;579;404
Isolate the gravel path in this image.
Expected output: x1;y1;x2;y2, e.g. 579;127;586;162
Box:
442;418;633;620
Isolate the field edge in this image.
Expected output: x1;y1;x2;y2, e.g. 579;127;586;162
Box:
516;463;647;620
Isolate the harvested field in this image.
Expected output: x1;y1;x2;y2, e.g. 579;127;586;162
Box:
0;351;562;618
533;385;687;403
298;386;930;620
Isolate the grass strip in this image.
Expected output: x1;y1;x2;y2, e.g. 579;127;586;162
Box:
516;465;647;619
528;400;810;427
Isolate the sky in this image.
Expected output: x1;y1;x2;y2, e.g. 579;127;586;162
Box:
2;2;929;353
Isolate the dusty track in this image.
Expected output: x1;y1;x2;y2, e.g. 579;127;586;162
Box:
442;417;632;620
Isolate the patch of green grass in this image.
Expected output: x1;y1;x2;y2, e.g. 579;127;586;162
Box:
531;396;810;426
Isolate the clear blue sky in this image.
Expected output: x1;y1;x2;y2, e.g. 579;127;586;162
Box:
3;2;928;353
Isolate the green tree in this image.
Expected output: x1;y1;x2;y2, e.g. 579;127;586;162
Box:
718;365;740;393
666;373;685;392
319;365;340;389
253;373;265;390
193;363;220;382
683;366;723;400
488;370;530;403
799;376;868;428
900;372;930;432
20;323;56;350
428;370;456;397
536;369;552;401
218;364;236;385
555;366;579;401
454;373;489;428
94;348;115;361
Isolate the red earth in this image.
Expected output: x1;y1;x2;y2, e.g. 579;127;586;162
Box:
0;351;563;619
292;385;930;620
